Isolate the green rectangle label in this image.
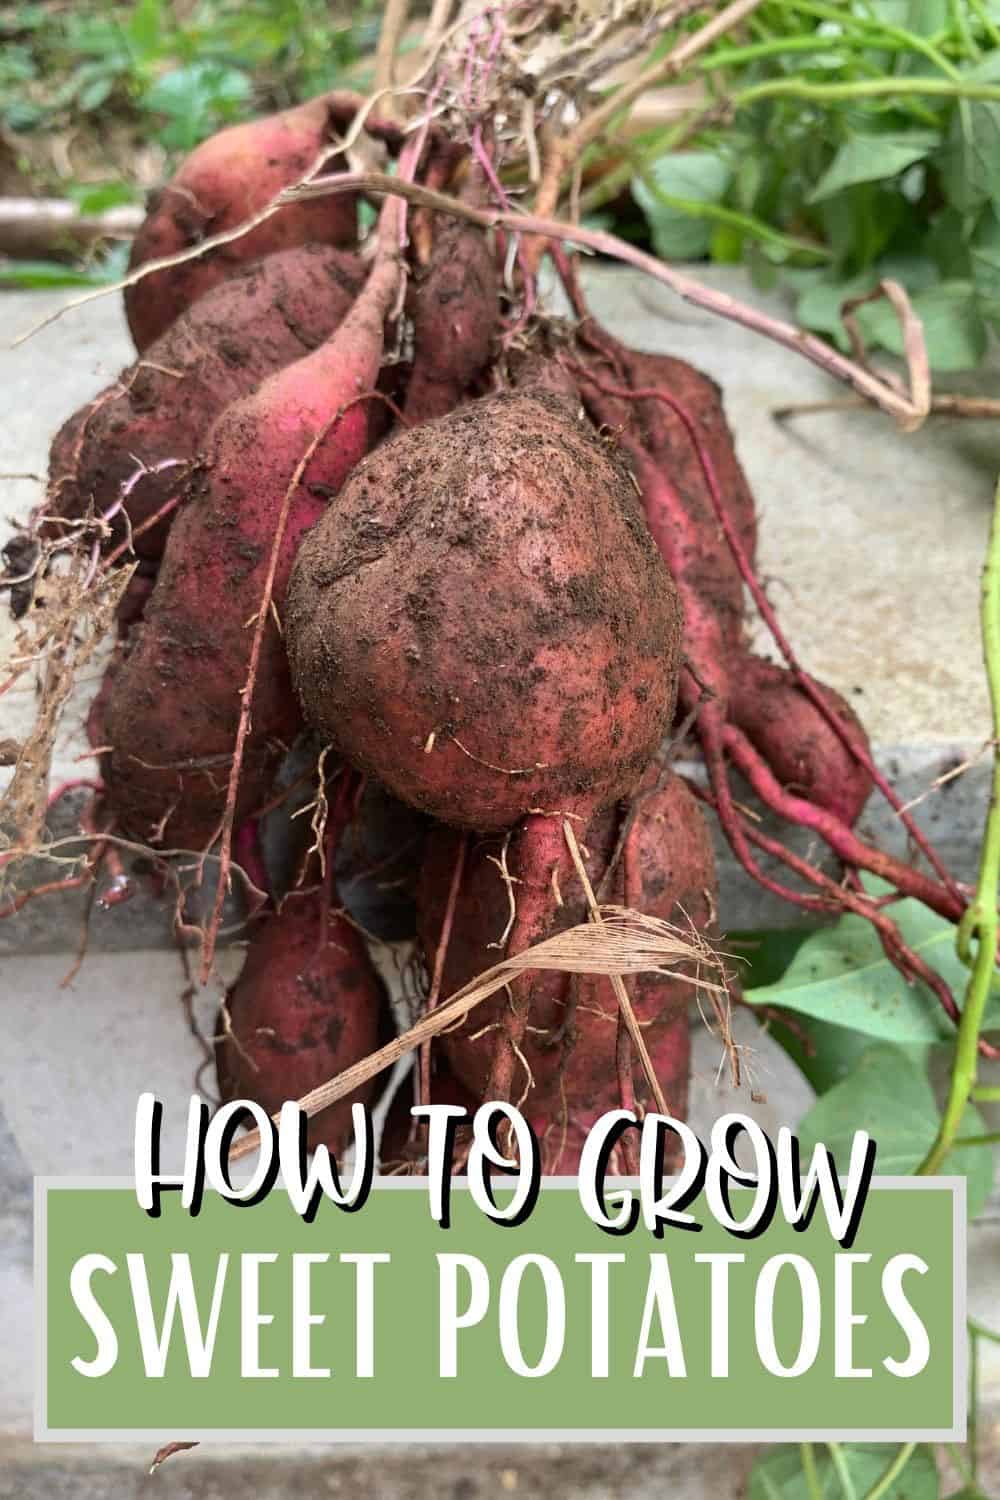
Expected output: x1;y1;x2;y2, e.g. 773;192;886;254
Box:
36;1178;965;1443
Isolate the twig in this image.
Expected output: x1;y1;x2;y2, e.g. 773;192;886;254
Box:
418;833;467;1107
284;171;932;427
374;0;412;114
775;393;1000;421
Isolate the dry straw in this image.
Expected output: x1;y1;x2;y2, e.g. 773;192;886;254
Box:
228;899;726;1163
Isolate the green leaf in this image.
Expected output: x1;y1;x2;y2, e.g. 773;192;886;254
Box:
744;892;1000;1045
0;258;120;288
65;180;138;214
125;0;164;62
77;74;114;113
797;1044;994;1218
776;1014;932;1097
750;1442;939;1500
731;929;819;992
632;151;731;261
857;281;987;370
939;103;1000;214
796;274;873;345
905;0;949;33
970;207;1000;314
925;208;974;280
809;132;939;203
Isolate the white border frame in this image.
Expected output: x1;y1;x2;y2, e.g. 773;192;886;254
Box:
34;1174;967;1445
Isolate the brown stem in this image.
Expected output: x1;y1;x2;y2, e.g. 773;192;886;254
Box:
21;174;931;429
418;833;467;1108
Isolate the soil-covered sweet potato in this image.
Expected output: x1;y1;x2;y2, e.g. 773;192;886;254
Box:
104;213;403;850
285;390;683;833
730;655;874;827
628;349;757;571
417;769;716;1169
125;94;358;350
216;891;382;1155
48;246;365;561
580;345;755;669
402;172;498;426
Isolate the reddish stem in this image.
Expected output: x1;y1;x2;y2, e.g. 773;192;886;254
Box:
588;365;962;907
686;778;1000;1060
485;812;571;1104
723;724;965;922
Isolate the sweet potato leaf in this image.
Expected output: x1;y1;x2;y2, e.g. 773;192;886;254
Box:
744;896;1000;1044
796;1044;994;1217
750;1441;939;1500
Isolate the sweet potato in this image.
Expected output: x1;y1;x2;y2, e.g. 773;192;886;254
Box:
48;246;365;561
286;389;682;833
729;655;874;827
580;345;754;670
402;171;498;426
629;350;757;572
104;207;404;849
216;890;382;1154
417;769;715;1170
125;94;358;350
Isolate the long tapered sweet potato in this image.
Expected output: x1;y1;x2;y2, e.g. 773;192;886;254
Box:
125;94;358;350
104;211;403;850
216;890;382;1154
285;390;682;833
417;769;716;1170
48;245;365;561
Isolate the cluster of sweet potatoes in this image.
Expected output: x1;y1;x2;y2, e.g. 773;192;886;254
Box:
43;93;883;1169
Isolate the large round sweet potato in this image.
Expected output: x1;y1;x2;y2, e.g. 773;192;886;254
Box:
285;391;683;832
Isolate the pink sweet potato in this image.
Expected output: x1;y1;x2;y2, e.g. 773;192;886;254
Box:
628;349;757;573
216;890;382;1154
729;655;874;827
104;208;404;850
580;344;755;672
417;769;716;1170
402;171;498;426
125;94;358;351
48;245;365;561
285;389;682;834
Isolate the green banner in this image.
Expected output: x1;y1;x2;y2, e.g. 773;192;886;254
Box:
36;1179;964;1443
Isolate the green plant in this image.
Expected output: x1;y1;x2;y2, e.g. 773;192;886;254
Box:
594;1;1000;370
0;1;377;177
738;480;1000;1494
